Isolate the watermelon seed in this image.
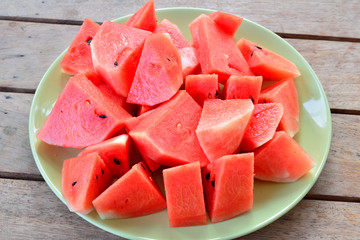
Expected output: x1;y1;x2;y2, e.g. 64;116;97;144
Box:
87;38;92;45
211;180;215;187
114;61;118;67
250;97;254;103
96;175;98;180
113;158;121;165
72;181;77;187
101;168;104;175
166;58;171;61
140;162;147;171
99;114;107;119
60;110;63;113
216;91;219;98
255;45;262;50
250;50;254;57
205;173;210;181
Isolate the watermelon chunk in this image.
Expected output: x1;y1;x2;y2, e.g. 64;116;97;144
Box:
208;11;243;36
223;75;262;104
127;33;183;106
259;78;299;137
254;131;314;182
91;21;151;97
202;153;254;223
137;104;158;116
154;18;189;49
93;162;166;219
62;152;113;214
37;74;132;148
125;0;157;32
196;99;254;162
61;18;102;85
189;14;253;83
185;74;219;106
237;38;300;81
78;134;131;178
163;161;207;227
179;47;200;78
240;103;284;151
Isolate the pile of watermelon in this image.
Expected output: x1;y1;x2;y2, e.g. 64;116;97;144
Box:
38;0;315;227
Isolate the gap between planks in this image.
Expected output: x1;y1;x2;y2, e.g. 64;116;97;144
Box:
1;15;360;43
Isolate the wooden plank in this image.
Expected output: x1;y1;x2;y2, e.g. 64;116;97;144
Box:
1;21;359;110
1;0;360;38
1;178;359;239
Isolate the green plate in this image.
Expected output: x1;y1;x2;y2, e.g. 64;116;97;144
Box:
29;8;332;240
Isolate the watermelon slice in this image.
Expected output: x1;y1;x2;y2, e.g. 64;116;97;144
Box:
62;152;113;214
189;14;253;83
125;0;157;32
185;74;219;106
37;74;132;148
240;103;284;151
91;21;151;97
254;131;314;182
163;161;207;227
61;18;102;85
237;38;300;81
223;75;262;104
78;134;131;178
196;99;254;162
179;47;200;78
154;18;189;49
129;91;209;167
127;33;183;106
202;153;254;223
259;78;299;137
93;162;166;219
208;11;243;36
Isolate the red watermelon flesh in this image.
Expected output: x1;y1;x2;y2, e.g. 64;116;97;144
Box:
163;161;207;227
240;103;284;151
138;104;158;116
223;75;263;103
93;162;166;219
189;14;253;84
154;18;189;49
196;99;254;162
61;18;102;85
125;0;157;32
129;90;209;167
62;152;113;214
208;11;243;36
78;134;131;178
179;47;200;78
185;74;219;106
91;21;151;97
127;33;183;106
237;38;300;81
254;131;314;182
202;153;254;223
37;74;132;148
259;78;299;137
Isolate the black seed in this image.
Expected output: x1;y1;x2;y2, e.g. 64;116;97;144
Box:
101;168;104;175
216;91;219;98
211;180;215;187
255;45;262;50
72;181;77;187
263;100;267;103
99;114;107;119
250;50;254;57
60;110;63;113
250;97;254;103
140;162;147;171
113;158;121;165
114;61;118;67
87;38;92;45
205;173;210;181
166;58;171;61
96;175;98;180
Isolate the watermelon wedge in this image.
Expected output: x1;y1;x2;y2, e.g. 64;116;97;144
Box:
223;75;262;104
208;11;243;36
185;74;219;106
125;0;157;32
154;18;189;49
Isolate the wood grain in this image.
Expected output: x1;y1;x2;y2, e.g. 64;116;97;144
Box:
0;21;359;110
1;0;360;38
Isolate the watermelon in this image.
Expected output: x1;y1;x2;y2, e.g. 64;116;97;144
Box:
125;0;157;32
196;99;254;162
179;47;200;78
138;104;158;116
61;18;102;85
154;18;189;49
127;33;183;106
78;134;131;178
163;161;207;227
189;14;253;83
208;11;243;36
240;103;284;151
254;131;314;182
202;153;254;223
237;38;300;81
129;91;209;167
93;162;166;219
259;78;299;137
223;75;262;104
91;21;151;97
37;74;132;148
185;74;219;106
62;152;113;214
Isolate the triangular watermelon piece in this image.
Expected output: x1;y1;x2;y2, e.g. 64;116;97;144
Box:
127;33;183;106
61;18;102;85
62;152;113;214
91;21;151;97
237;38;301;81
154;18;189;48
185;74;219;106
179;47;200;78
208;11;243;36
125;0;157;32
37;74;132;148
196;99;254;162
93;162;166;219
223;75;263;103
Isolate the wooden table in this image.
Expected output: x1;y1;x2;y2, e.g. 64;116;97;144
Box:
1;0;359;239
